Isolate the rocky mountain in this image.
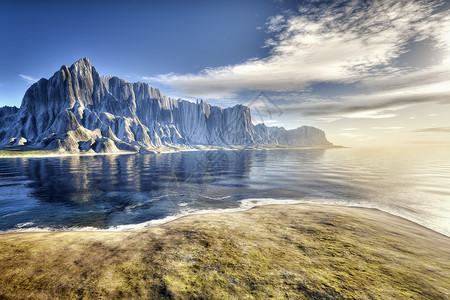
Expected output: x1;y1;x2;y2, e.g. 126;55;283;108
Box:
0;58;332;153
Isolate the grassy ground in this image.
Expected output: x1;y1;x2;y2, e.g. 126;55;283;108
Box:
0;145;338;157
0;204;449;299
0;149;58;156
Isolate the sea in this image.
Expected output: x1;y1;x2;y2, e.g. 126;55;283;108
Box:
0;146;449;236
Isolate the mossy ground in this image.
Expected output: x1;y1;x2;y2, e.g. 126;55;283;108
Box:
0;145;337;157
0;149;57;156
0;204;449;299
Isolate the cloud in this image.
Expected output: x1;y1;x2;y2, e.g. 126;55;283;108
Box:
266;15;286;33
405;140;450;145
19;74;38;84
365;64;450;93
274;72;450;119
413;127;450;133
371;127;404;130
316;117;341;123
337;132;376;141
145;0;449;101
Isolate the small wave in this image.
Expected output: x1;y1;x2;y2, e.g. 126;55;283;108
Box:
0;198;307;234
124;202;144;212
1;197;448;237
2;210;28;218
15;221;35;228
203;195;231;200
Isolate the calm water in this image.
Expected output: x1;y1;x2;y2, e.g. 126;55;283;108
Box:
0;147;449;236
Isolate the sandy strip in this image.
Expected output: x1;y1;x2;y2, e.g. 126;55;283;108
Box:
0;204;449;299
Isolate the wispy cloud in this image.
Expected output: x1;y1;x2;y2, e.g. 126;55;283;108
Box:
144;0;449;103
413;127;450;133
19;74;38;84
371;127;404;130
277;84;450;119
337;132;376;141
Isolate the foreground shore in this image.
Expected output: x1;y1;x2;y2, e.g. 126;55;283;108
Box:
1;204;449;299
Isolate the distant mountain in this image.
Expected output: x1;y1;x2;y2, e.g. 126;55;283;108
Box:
0;58;332;153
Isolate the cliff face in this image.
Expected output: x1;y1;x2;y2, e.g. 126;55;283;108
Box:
0;58;332;152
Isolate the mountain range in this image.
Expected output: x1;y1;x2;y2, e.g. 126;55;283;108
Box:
0;58;332;153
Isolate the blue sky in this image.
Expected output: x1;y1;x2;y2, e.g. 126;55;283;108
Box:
1;0;449;146
0;0;283;104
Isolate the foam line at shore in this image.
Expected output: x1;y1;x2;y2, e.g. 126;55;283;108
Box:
1;197;448;237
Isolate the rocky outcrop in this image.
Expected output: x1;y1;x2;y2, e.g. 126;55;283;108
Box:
255;125;332;147
0;58;332;152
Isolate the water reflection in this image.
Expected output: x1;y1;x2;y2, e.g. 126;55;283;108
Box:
0;151;255;230
0;147;449;236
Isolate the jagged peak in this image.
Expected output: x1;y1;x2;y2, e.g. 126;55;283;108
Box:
59;57;92;71
74;57;92;66
59;64;70;72
70;57;93;71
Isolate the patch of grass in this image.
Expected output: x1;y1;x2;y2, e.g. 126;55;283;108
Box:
0;204;449;299
0;149;58;156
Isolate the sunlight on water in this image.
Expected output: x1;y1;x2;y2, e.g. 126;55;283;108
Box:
0;147;448;236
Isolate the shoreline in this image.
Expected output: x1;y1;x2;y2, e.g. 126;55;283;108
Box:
1;203;448;298
1;200;448;238
0;144;339;158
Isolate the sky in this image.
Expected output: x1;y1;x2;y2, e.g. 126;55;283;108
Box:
0;0;449;147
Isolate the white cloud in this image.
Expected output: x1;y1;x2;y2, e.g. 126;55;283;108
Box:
414;127;450;133
145;0;449;101
337;132;376;141
344;110;398;119
275;68;450;119
19;74;38;84
316;117;341;123
266;15;286;33
371;127;404;130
